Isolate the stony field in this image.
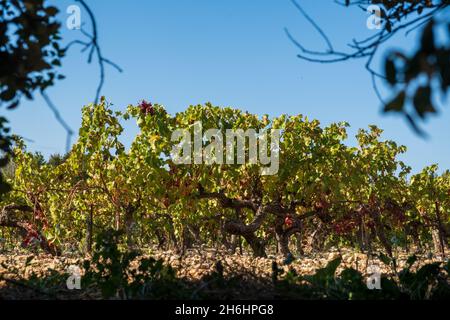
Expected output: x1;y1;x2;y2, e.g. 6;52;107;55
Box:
1;246;447;299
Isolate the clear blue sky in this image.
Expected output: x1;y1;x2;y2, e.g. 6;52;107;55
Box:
4;0;450;173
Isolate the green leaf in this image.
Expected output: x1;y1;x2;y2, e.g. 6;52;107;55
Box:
379;252;392;266
25;255;34;266
319;257;342;279
406;255;418;268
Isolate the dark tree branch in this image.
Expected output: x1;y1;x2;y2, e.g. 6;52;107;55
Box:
285;0;448;136
224;206;268;235
290;0;334;52
75;0;123;104
198;189;258;212
38;0;124;154
40;91;74;153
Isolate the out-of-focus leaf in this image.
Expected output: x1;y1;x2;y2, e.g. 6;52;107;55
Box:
421;20;435;54
385;57;397;85
413;85;436;118
384;91;405;112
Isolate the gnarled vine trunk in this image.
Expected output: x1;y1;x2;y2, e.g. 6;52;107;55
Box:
124;205;135;250
85;204;93;254
274;217;303;259
224;219;267;257
433;201;447;257
0;205;60;256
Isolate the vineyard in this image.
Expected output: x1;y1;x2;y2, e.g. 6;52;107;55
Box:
0;99;449;299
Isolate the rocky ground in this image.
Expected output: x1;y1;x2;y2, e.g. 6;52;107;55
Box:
0;246;448;299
